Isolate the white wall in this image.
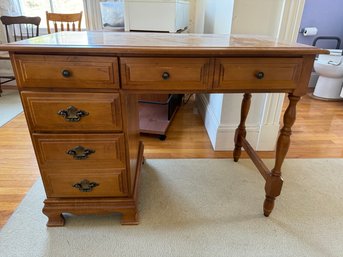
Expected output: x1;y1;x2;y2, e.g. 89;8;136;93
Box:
197;93;223;146
194;0;234;35
193;0;235;149
0;0;21;76
195;0;304;151
191;0;204;33
231;0;284;37
0;0;21;42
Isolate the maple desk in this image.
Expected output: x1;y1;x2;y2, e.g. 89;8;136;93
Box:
0;32;325;226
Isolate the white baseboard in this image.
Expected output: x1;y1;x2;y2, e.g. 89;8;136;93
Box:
256;124;279;151
196;94;280;151
195;94;220;148
216;124;260;150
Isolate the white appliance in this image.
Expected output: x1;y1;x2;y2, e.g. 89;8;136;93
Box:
100;0;125;30
125;0;189;32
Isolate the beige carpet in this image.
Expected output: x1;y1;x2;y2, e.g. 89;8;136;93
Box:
0;159;342;257
0;89;22;127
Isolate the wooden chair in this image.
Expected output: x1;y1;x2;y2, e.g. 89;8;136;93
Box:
0;16;41;96
46;11;82;34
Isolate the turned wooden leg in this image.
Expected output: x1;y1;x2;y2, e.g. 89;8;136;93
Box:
120;209;139;225
263;93;300;217
233;93;252;162
42;209;65;227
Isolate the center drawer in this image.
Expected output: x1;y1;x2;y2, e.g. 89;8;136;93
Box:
21;92;122;132
120;57;213;90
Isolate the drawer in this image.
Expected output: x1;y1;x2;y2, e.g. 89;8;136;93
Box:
21;92;122;132
213;58;303;90
45;172;127;197
13;54;119;89
32;133;126;172
120;58;213;90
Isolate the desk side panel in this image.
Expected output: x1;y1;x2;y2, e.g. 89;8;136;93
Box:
120;92;141;195
293;55;316;96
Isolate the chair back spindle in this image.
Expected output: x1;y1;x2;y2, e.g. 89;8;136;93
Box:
0;15;41;95
0;16;41;43
46;12;82;34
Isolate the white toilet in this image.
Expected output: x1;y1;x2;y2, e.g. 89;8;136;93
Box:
313;49;343;100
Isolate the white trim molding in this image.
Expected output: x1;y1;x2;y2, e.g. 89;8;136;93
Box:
278;0;306;43
83;0;103;31
195;93;222;148
194;0;306;151
196;93;264;151
256;93;285;151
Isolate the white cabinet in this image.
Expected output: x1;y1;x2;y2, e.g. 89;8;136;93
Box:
125;0;189;32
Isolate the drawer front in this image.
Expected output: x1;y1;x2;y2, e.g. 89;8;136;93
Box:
214;58;303;90
32;133;126;172
120;58;213;90
21;92;122;132
14;55;119;89
45;172;127;197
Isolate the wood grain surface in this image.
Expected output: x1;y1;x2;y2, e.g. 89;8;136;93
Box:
0;32;328;55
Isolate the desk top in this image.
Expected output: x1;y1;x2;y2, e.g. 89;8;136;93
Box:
0;31;326;56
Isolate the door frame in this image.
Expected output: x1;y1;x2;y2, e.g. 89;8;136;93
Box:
277;0;306;42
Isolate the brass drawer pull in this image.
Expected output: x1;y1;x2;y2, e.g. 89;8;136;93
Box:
162;71;170;80
255;71;265;79
66;146;95;160
57;106;89;122
61;69;71;78
73;179;99;192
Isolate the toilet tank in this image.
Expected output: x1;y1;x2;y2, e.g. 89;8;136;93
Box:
125;0;189;32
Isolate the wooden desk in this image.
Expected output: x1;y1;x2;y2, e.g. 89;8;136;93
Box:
0;32;325;227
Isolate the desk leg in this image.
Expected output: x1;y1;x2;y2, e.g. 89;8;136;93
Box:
233;93;252;162
264;93;300;216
